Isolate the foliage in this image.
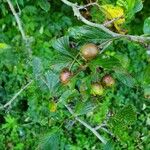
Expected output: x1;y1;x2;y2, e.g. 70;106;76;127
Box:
0;0;150;150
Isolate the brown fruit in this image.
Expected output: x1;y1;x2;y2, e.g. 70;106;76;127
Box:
60;68;72;84
81;43;99;60
91;83;104;96
102;75;115;87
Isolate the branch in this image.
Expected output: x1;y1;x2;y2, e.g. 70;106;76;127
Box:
65;104;107;144
6;0;26;40
0;80;33;110
6;0;32;56
61;0;150;43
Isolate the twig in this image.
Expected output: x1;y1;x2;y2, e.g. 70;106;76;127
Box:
65;104;107;144
6;0;32;56
61;0;150;43
78;2;98;9
0;80;33;110
103;16;123;27
6;0;26;40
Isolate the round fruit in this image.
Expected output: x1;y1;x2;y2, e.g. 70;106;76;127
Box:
102;75;115;87
81;43;99;60
60;68;72;84
91;83;104;96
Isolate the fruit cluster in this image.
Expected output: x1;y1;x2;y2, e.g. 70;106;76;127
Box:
60;43;115;96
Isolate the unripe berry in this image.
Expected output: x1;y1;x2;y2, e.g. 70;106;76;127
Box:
102;75;115;87
60;68;72;84
91;83;104;96
81;43;99;60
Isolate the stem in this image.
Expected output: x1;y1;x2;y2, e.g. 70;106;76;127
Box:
69;53;81;70
0;80;33;110
61;0;150;43
65;104;107;144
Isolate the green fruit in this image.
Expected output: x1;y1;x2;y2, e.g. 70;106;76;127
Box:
91;83;104;96
81;43;99;60
60;68;72;84
102;75;115;87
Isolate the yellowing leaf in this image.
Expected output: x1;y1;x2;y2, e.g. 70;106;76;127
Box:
49;101;57;112
101;4;126;34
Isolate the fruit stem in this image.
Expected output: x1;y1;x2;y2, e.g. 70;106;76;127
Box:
69;53;81;70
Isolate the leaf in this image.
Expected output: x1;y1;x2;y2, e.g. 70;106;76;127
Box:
133;0;143;13
104;141;114;150
51;36;72;57
0;43;9;49
114;68;135;87
143;17;150;34
38;0;50;12
32;57;43;79
74;101;95;116
49;101;57;112
44;71;59;95
101;5;125;34
58;89;78;104
115;105;137;125
68;25;112;43
89;56;122;70
39;129;60;150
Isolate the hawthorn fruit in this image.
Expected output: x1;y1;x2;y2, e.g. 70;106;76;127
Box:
81;43;99;60
91;83;104;96
60;68;72;84
102;75;115;87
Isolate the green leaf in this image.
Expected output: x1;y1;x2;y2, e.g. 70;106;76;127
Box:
133;0;143;13
32;57;43;79
58;89;79;104
44;71;59;95
52;36;72;57
38;0;50;12
89;56;122;70
39;129;60;150
68;25;112;43
103;141;114;150
115;104;137;125
114;69;135;87
74;101;95;116
143;17;150;34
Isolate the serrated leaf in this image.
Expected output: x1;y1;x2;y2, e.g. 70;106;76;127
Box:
89;56;122;70
74;101;95;116
143;17;150;34
133;0;143;13
39;129;60;150
101;5;125;33
115;105;137;125
114;69;135;87
52;36;72;57
44;71;59;95
104;141;114;150
58;89;78;104
38;0;50;12
32;57;43;79
50;55;73;72
68;25;112;43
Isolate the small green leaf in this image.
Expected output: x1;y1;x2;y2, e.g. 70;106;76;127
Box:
38;0;50;12
114;69;135;87
52;36;72;57
143;17;150;34
103;141;114;150
45;71;59;95
68;25;112;43
39;128;60;150
133;0;143;13
58;89;78;104
74;101;95;116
